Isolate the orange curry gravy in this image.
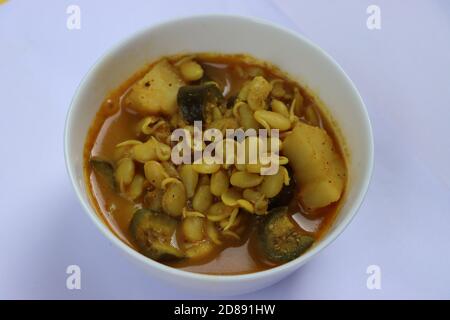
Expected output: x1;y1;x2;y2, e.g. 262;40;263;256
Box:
83;53;347;275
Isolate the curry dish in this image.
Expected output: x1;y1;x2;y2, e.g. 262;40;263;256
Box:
84;53;347;275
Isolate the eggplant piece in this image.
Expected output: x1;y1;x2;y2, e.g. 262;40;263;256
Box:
177;82;224;124
259;207;314;263
268;165;296;209
129;209;184;261
90;157;117;191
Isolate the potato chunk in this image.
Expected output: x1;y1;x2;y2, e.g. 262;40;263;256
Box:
282;122;346;210
124;60;185;116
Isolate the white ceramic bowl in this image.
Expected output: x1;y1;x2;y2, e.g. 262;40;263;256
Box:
65;14;373;296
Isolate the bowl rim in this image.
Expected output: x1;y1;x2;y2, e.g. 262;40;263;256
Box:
64;13;374;283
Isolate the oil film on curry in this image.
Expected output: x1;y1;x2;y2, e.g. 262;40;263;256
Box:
84;53;347;275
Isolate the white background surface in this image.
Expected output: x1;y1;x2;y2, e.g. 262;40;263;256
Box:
1;0;449;299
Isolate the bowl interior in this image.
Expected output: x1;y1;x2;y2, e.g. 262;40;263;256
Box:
65;15;373;287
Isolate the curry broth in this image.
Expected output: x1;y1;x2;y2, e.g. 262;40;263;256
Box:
84;54;346;275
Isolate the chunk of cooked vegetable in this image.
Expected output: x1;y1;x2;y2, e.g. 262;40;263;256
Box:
282;122;345;210
271;99;290;118
185;240;216;259
144;160;169;189
243;189;268;215
131;139;157;163
162;181;186;217
254;110;291;131
268;166;296;209
259;207;314;263
127;174;146;200
259;169;285;198
246;76;272;110
179;60;204;82
206;221;222;245
181;217;205;242
192;162;221;174
129;209;183;261
192;184;213;213
90;157;116;191
114;157;135;191
230;171;264;188
132;138;171;163
179;164;199;198
144;189;164;212
124;60;185;116
237;102;260;130
177;82;224;124
210;169;229;197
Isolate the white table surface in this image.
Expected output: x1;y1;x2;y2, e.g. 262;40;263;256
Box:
1;0;449;299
